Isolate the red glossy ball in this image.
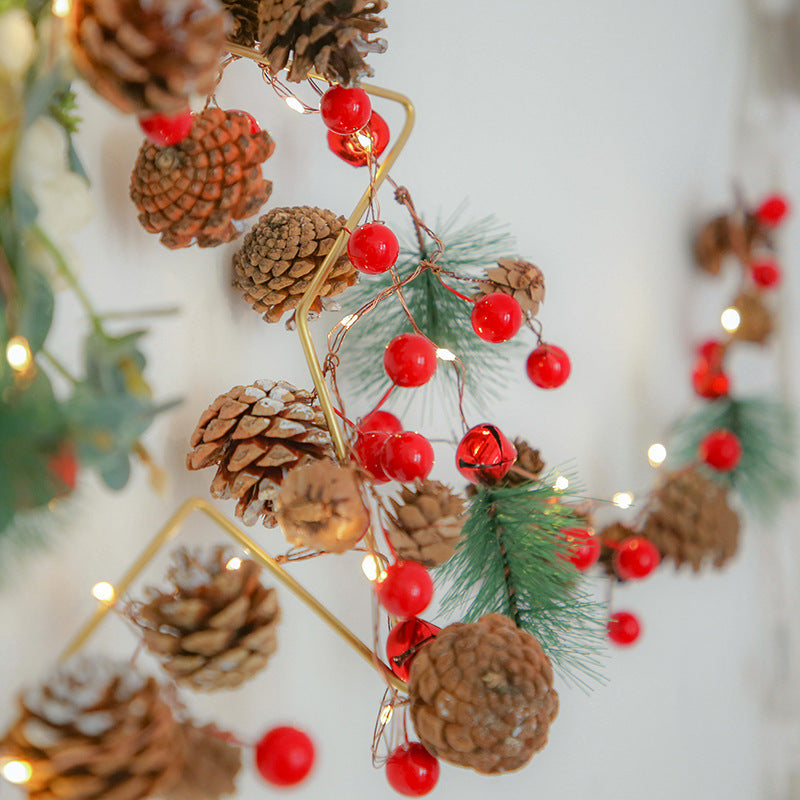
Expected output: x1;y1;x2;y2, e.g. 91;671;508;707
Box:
354;431;391;483
607;611;641;646
455;423;517;484
386;618;440;681
376;561;434;619
697;339;726;369
756;193;790;227
255;726;315;787
471;292;523;343
526;344;571;389
320;85;371;134
328;111;390;166
613;537;661;581
348;222;399;274
699;429;742;471
386;743;440;796
691;361;730;400
138;109;193;146
750;258;782;288
384;334;437;387
561;527;601;571
381;432;434;483
50;442;78;492
357;410;403;435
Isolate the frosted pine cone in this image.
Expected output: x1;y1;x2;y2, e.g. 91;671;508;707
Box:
130;108;275;249
476;258;545;316
187;380;333;527
409;614;559;774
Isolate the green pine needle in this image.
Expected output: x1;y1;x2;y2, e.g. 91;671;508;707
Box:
437;476;607;689
339;212;520;417
670;396;798;520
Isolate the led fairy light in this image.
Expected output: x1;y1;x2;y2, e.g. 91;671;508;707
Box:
5;335;31;372
1;758;32;785
91;582;116;604
720;307;741;333
612;491;634;510
647;443;667;467
51;0;70;17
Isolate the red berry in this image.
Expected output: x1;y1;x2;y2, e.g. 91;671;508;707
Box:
384;334;437;387
561;527;601;571
320;85;372;134
358;410;403;435
526;344;571;389
255;726;315;787
699;429;742;471
376;561;434;619
697;339;726;368
381;432;434;482
471;292;523;343
138;110;193;146
756;193;790;227
607;611;641;646
328;111;390;166
49;442;78;493
386;618;440;681
613;537;660;580
455;423;517;484
354;431;392;483
691;361;730;400
750;258;782;288
348;222;399;274
385;743;440;796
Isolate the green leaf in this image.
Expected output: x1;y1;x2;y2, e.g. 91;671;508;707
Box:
84;329;150;397
17;259;53;353
99;453;131;491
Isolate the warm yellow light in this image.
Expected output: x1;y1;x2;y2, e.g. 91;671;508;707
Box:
52;0;71;17
720;307;741;333
361;555;386;582
6;336;31;372
436;347;456;361
91;582;116;604
340;314;358;329
553;475;569;491
612;491;634;510
355;131;372;150
647;443;667;467
226;557;242;571
284;96;305;113
379;705;393;726
2;759;32;785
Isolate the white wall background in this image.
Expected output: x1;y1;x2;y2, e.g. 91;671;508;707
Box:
2;1;799;799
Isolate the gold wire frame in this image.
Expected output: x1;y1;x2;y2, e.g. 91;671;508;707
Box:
60;50;415;695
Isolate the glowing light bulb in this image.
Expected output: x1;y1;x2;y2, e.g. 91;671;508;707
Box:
612;491;634;510
2;759;32;785
361;555;386;582
52;0;70;17
340;314;358;329
355;131;372;150
379;705;393;726
284;96;305;113
226;557;242;571
647;443;667;467
720;307;741;333
553;475;569;491
435;348;456;361
91;582;116;604
6;336;31;372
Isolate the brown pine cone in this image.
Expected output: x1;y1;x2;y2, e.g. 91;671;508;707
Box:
476;258;545;316
409;614;559;774
276;460;368;553
387;480;466;567
232;206;358;323
130;108;275;249
0;657;183;800
597;521;638;580
129;547;280;691
694;212;769;274
187;379;333;527
68;0;227;115
640;468;739;572
220;0;259;45
731;291;774;344
467;438;544;497
257;0;388;85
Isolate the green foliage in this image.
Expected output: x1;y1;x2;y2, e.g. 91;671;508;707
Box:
49;88;80;134
671;396;798;520
437;477;606;688
339;213;519;416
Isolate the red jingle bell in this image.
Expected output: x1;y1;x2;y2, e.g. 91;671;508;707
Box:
607;610;641;646
613;536;661;581
376;561;434;619
357;410;403;435
691;360;730;400
697;339;726;369
384;334;438;387
526;343;571;389
354;431;392;483
750;258;782;289
561;527;601;571
471;292;523;343
381;431;435;482
327;111;390;166
255;726;315;787
138;109;193;146
756;193;790;228
386;618;440;681
348;222;399;274
699;429;742;471
455;423;517;484
320;85;371;134
386;743;440;796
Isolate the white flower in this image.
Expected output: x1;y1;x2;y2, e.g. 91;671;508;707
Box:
0;8;36;79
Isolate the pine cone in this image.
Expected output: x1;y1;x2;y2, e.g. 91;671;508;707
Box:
68;0;227;115
467;438;544;497
129;547;280;691
476;258;545;316
694;212;769;274
130;108;275;249
409;614;559;774
387;480;466;567
640;469;739;572
187;379;333;527
220;0;259;45
731;291;774;344
257;0;388;85
164;722;241;800
276;460;368;553
232;206;358;323
597;521;638;581
0;657;183;800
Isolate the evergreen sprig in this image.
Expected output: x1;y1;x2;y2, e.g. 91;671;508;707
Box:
671;396;798;520
339;212;519;416
437;478;606;688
